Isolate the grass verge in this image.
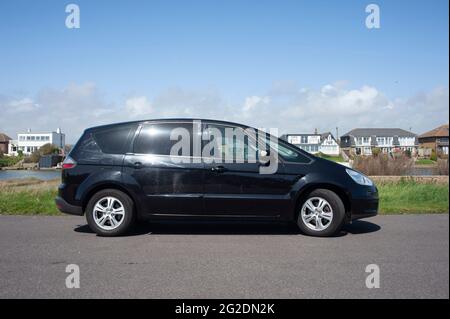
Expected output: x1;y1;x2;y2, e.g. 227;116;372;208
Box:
317;153;345;163
0;178;61;215
415;159;437;165
0;178;448;215
377;180;448;214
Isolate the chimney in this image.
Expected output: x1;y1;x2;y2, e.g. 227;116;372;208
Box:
314;128;318;134
56;128;61;134
27;128;31;133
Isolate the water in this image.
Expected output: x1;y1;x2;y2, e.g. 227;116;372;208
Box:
0;170;61;181
408;167;439;176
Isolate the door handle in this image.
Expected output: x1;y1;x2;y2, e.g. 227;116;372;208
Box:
133;162;143;169
211;165;227;173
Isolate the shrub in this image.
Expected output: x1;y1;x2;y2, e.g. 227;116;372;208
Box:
22;144;60;163
372;147;381;157
430;149;438;161
353;154;414;176
404;149;412;158
0;155;23;167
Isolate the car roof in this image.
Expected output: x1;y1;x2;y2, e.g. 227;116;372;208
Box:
85;118;253;132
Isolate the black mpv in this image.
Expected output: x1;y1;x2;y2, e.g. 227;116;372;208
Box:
55;119;378;237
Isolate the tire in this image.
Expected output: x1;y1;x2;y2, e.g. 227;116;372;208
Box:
85;189;135;236
297;189;345;237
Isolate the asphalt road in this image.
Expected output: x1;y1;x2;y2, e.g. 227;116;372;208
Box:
0;214;448;299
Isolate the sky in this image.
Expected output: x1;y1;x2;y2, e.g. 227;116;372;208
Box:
0;0;448;143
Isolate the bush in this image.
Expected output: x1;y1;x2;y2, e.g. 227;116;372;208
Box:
404;149;412;158
353;154;414;176
0;155;23;167
430;149;438;161
23;144;60;163
372;147;381;157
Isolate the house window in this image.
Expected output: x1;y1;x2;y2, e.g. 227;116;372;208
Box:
301;136;308;144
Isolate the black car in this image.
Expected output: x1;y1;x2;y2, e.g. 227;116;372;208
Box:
55;119;378;237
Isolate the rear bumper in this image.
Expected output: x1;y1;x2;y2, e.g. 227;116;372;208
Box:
55;196;83;216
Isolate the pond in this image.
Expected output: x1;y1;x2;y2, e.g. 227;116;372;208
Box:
0;170;61;181
407;166;440;176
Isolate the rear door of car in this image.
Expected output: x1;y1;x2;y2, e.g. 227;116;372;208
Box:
123;121;205;216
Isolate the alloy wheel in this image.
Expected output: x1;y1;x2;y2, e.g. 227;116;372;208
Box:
300;197;334;231
92;196;125;230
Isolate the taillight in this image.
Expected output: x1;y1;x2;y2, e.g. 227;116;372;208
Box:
62;156;77;169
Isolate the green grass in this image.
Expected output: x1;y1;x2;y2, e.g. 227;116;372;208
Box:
378;180;448;214
317;153;345;163
0;178;448;216
415;159;437;165
0;179;61;215
0;189;60;215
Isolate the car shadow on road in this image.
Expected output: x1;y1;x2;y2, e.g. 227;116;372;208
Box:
74;219;381;237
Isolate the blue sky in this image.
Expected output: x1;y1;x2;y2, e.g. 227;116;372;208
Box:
0;0;448;142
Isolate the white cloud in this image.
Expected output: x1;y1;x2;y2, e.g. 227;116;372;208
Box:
243;96;270;112
125;96;152;117
0;82;448;143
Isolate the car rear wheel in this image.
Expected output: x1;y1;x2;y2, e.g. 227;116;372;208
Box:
86;189;135;236
297;189;345;237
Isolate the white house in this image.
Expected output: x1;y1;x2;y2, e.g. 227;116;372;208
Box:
280;132;340;156
340;128;418;156
9;128;66;155
319;132;340;156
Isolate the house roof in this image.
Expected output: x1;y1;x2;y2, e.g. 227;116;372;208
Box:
282;133;321;137
341;128;417;138
0;133;12;143
419;124;449;138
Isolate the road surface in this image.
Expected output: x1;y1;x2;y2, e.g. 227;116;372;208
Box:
0;214;448;298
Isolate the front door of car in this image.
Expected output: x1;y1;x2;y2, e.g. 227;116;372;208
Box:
123;121;204;216
201;123;294;218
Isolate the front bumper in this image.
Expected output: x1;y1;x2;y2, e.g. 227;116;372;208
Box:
350;186;379;220
55;196;83;216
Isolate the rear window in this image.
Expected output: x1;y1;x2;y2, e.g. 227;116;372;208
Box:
71;124;136;160
93;125;136;154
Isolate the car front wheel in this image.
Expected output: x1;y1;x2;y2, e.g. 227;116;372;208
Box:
297;189;345;237
85;189;135;236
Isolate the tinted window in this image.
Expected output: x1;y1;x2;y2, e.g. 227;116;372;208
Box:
93;125;136;154
276;141;311;163
71;124;136;161
134;123;193;156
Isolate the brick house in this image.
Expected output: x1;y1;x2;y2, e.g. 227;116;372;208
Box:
0;133;12;155
418;124;449;156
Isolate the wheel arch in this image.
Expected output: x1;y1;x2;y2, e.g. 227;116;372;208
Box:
82;182;140;216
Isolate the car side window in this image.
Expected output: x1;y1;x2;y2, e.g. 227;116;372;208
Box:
134;123;193;156
93;124;137;154
203;124;260;163
276;141;311;164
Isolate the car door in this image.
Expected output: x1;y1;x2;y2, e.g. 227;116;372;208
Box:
201;123;296;218
123;121;204;216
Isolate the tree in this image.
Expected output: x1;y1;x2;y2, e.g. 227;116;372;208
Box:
39;143;60;155
25;144;60;163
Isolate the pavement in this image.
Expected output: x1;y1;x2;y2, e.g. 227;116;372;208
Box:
0;214;448;299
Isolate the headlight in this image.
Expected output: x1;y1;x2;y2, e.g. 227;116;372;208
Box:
346;169;373;186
